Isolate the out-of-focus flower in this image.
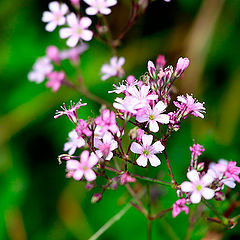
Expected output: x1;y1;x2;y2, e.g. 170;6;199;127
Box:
60;13;93;47
174;94;206;119
156;54;166;69
190;143;205;158
46;45;60;62
84;0;117;15
28;57;53;83
181;170;214;204
101;56;125;80
120;172;136;185
64;129;85;155
130;134;164;167
66;150;98;181
76;119;92;137
46;71;65;92
136;101;169;132
172;198;189;218
70;0;80;8
42;1;69;32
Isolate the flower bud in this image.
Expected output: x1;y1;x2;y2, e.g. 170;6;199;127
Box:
214;192;225;201
46;45;60;62
126;75;136;84
91;193;102;203
129;127;138;140
85;182;95;190
197;162;205;171
176;189;183;198
156;55;166;69
174;57;190;77
147;61;157;79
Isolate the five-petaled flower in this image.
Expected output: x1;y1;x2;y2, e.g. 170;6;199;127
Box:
84;0;117;15
130;134;165;167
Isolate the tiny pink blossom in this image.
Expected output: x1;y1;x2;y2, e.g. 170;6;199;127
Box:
64;129;85;155
189;143;205;158
175;57;190;77
101;56;125;80
42;1;69;32
156;54;166;69
76;119;92;137
46;45;60;62
174;94;206;119
66;150;98;181
130;134;165;167
108;79;138;94
59;13;93;47
172;198;189;218
136;101;169;132
120;172;136;185
94;131;118;160
215;161;240;183
181;170;214;204
95;109;119;134
84;0;117;15
46;71;65;92
54;99;87;124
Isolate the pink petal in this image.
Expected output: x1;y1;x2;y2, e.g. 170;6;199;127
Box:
149;120;159;132
84;169;96;181
49;1;60;12
152;141;165;153
80;17;92;28
142;134;153;147
190;191;201;204
66;160;81;170
45;22;57;32
148;154;161;167
59;28;72;38
187;170;199;183
73;170;84;180
100;8;111;15
81;30;93;41
136;155;148;167
130;142;143;154
88;152;99;167
42;12;54;22
81;150;89;163
86;7;98;15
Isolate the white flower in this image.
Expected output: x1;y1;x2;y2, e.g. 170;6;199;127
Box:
28;57;53;83
84;0;117;15
101;56;125;80
42;1;69;32
94;131;118;160
181;170;215;204
130;134;164;167
64;129;85;155
136;101;169;132
59;13;93;47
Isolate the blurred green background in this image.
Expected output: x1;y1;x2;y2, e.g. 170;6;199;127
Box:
0;0;240;239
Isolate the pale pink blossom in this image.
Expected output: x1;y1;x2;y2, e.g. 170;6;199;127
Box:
172;198;189;218
120;172;136;185
64;129;85;155
66;150;98;181
28;57;53;83
46;71;65;92
108;79;138;94
42;1;69;32
54;99;87;124
60;13;93;47
136;101;169;132
174;94;206;119
101;56;125;80
130;134;165;167
189;143;205;158
84;0;117;15
175;57;190;77
76;119;92;137
95;109;119;134
46;45;60;62
94;132;118;160
181;170;214;204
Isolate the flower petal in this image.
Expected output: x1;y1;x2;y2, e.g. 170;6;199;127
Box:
84;169;96;181
201;188;214;200
66;160;80;170
152;141;165;153
73;170;84;181
89;152;98;167
181;181;193;192
136;155;148;167
142;134;153;147
148;154;161;167
149;120;159;132
190;191;201;204
187;170;199;183
130;142;143;154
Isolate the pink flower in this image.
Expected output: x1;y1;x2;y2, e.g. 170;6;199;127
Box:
84;0;117;15
101;56;125;80
174;94;206;119
181;170;214;204
108;79;138;94
95;109;119;134
64;129;85;155
94;132;118;160
130;134;165;167
120;172;136;185
42;1;69;32
175;57;190;77
215;161;240;183
60;13;93;47
54;99;87;124
136;101;169;132
189;143;205;158
76;119;92;137
46;45;60;62
28;57;53;83
172;198;189;218
46;71;65;92
66;150;98;181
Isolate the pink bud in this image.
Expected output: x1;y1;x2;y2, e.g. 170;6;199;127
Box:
46;46;60;62
156;54;166;69
175;57;190;77
126;75;136;84
70;0;80;8
91;193;102;203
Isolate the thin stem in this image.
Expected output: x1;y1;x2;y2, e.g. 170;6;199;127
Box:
150;207;172;220
148;219;152;240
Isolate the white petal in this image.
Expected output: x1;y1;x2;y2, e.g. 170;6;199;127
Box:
187;170;199;183
89;152;98;167
149;120;159;132
190;191;201;204
110;140;118;151
100;8;111;15
80;17;92;28
106;152;113;160
106;0;117;7
60;3;69;14
148;154;161;167
118;57;125;66
223;179;236;188
130;142;143;154
181;181;193;192
45;21;57;32
73;170;84;181
81;30;93;41
84;169;96;181
142;134;153;147
49;1;59;12
80;150;89;163
86;7;98;15
136;155;148;167
136;114;149;123
201;173;214;186
42;11;54;22
156;114;169;124
67;35;79;47
66;160;81;170
103;131;113;143
94;137;102;148
152;141;165;153
201;188;215;200
59;28;72;38
154;101;166;113
67;13;78;27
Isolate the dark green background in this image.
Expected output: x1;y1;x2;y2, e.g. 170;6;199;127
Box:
0;0;240;239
